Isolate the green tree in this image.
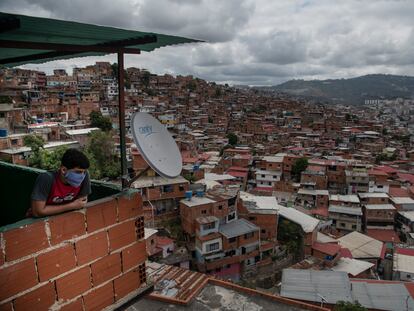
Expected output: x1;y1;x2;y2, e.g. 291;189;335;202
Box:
277;219;303;257
23;135;45;167
187;80;197;92
227;133;238;146
142;71;151;88
24;135;68;170
292;157;308;181
85;130;120;179
334;301;367;311
89;111;112;132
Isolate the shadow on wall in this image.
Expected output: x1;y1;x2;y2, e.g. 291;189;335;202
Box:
0;161;120;228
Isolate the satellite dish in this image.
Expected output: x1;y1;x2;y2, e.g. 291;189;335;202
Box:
131;112;182;178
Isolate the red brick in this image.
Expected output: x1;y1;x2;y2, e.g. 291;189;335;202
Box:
114;269;140;301
0;258;38;301
49;212;86;245
14;282;56;311
60;297;83;311
3;221;49;261
91;253;121;286
0;302;12;311
0;234;5;266
83;282;114;311
56;266;91;300
121;240;147;271
117;193;143;221
37;244;77;282
108;220;136;251
86;199;117;233
75;231;108;266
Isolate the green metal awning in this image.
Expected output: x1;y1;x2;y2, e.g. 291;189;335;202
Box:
0;12;202;67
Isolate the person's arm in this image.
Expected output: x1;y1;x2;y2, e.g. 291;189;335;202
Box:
30;172;87;217
31;197;87;217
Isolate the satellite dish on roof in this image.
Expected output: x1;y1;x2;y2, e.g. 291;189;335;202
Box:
131;112;182;178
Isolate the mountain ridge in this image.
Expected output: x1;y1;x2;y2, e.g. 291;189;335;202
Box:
259;74;414;105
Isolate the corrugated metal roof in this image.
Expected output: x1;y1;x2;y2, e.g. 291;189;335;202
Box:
219;218;258;238
337;231;384;259
328;205;362;216
281;269;353;304
351;281;414;311
0;12;201;67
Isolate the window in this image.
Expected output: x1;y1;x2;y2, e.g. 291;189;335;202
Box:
203;222;215;230
244;232;254;239
248;216;256;221
340;223;346;227
218;205;223;210
261;229;266;234
206;242;219;252
0;112;5;118
261;174;265;178
162;185;173;193
179;185;185;191
352;225;357;229
201;210;207;214
228;237;236;243
11;139;18;145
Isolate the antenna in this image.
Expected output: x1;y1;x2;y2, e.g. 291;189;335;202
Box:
131;112;182;179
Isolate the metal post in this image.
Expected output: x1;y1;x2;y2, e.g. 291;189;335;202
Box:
117;52;128;188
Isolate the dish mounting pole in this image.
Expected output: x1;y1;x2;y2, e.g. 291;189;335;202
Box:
117;51;128;189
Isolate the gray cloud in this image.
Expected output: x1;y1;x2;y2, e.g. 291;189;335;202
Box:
1;0;414;85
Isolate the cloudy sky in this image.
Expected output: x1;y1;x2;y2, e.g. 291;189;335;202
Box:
1;0;414;85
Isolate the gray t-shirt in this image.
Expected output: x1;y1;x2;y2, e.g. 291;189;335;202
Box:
31;171;91;203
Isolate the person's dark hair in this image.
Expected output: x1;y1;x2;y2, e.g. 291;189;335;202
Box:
61;148;90;169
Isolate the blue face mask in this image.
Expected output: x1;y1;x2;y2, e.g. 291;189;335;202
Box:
65;171;86;187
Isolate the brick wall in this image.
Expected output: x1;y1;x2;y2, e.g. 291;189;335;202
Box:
0;192;148;311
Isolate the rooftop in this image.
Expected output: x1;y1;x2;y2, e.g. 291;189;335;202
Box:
358;192;389;199
331;257;374;276
364;204;395;210
329;194;360;204
278;206;320;233
281;269;414;311
390;197;414;205
180;196;216;207
328;205;362;216
337;231;384;259
281;269;353;304
219;218;259;239
131;175;188;188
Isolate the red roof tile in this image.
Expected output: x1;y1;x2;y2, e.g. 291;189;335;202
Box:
366;229;400;243
376;165;398;174
227;171;247;178
395;247;414;256
312;242;341;256
228;166;249;172
156;236;174;247
388;187;409;198
339;248;353;258
397;173;414;184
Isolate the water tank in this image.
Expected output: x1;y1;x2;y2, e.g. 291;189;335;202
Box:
185;191;193;201
196;190;204;197
193;164;200;171
37;118;43;123
0;128;7;137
